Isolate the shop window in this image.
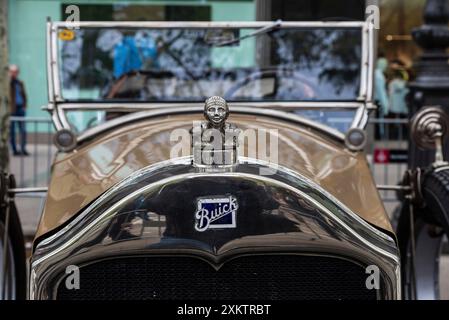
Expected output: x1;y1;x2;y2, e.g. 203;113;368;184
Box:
270;0;365;21
61;4;211;22
379;0;425;67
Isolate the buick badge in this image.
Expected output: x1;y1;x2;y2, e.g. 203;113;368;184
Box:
194;195;238;232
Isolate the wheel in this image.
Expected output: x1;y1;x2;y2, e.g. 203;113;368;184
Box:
422;167;449;235
397;167;449;300
0;174;26;300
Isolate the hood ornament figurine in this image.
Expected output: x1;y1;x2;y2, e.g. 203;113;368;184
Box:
204;96;229;129
192;96;240;169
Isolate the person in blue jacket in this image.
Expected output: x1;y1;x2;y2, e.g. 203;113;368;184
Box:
113;31;159;79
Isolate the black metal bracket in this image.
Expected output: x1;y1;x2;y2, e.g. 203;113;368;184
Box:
401;168;425;207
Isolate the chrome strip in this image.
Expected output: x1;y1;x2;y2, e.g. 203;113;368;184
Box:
359;21;369;101
51;110;64;132
354;104;370;130
376;185;411;191
50;24;61;102
366;22;375;102
76;106;347;143
46;20;63;131
58;101;369;110
8;187;48;194
46;20;54;104
55;21;367;28
57;105;71;130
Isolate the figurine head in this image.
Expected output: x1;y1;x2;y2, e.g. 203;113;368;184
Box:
204;96;229;128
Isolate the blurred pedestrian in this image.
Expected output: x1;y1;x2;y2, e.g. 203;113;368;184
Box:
389;69;409;117
375;56;389;117
374;56;389;138
9;64;29;156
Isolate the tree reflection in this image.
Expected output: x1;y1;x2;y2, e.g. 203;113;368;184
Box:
59;27;362;101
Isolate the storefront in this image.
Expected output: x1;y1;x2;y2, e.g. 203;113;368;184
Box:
379;0;425;68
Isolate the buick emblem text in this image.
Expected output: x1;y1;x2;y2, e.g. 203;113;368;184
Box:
195;196;238;232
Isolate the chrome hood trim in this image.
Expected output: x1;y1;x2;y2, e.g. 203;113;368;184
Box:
30;157;400;299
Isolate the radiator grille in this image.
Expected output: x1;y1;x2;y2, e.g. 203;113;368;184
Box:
57;255;377;300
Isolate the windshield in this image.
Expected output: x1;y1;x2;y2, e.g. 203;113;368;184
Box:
57;26;363;102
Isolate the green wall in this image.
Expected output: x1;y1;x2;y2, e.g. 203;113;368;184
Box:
9;0;60;120
8;0;256;127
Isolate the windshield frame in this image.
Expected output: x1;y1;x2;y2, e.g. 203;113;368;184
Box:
46;20;375;138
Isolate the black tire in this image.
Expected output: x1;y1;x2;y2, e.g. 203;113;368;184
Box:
396;199;415;299
421;168;449;236
397;167;449;300
0;174;26;300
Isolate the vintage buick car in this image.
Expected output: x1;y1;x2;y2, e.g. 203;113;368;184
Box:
2;19;449;300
